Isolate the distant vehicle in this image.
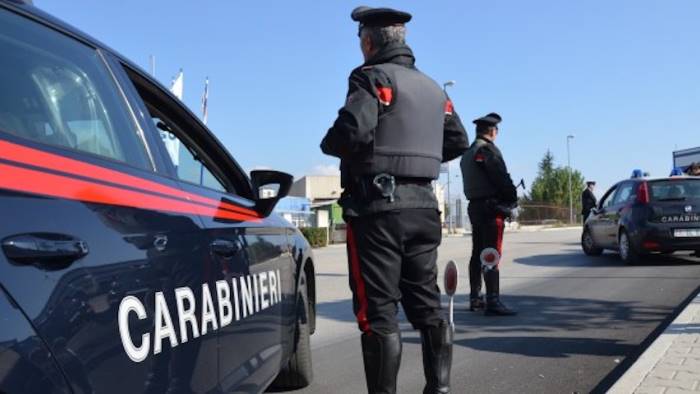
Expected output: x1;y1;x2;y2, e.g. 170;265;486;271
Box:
0;1;315;393
582;172;700;264
673;146;700;172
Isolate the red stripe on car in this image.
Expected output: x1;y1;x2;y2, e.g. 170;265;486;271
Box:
0;162;256;222
0;139;259;218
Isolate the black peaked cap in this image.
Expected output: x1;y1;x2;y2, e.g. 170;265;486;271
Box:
473;112;502;127
351;6;412;27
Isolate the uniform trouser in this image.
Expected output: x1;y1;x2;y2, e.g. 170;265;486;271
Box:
467;201;505;298
346;208;444;335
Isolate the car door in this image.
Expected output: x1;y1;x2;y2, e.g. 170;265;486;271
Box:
119;66;296;392
0;7;214;394
589;184;618;247
606;182;637;248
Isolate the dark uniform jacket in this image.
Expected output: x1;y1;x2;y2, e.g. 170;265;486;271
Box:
581;188;597;216
460;136;517;205
321;43;469;216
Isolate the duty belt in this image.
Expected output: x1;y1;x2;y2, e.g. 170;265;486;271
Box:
349;174;432;202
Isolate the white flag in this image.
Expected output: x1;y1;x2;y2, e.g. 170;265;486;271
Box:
170;69;183;100
163;69;183;165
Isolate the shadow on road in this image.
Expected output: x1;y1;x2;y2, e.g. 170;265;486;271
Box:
454;336;635;358
514;251;700;268
315;294;669;335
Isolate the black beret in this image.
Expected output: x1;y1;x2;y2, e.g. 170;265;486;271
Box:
586;181;596;186
351;6;412;27
473;112;502;127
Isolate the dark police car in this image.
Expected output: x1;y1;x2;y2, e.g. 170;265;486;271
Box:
582;171;700;264
0;1;315;392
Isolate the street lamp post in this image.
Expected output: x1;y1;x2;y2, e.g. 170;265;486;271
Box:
567;135;575;224
443;81;456;233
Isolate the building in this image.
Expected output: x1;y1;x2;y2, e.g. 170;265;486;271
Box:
673;146;700;171
289;175;342;203
273;196;313;228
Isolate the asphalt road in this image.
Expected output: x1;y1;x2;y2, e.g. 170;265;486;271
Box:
287;228;700;394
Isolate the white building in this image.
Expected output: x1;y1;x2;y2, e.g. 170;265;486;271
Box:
289;175;342;202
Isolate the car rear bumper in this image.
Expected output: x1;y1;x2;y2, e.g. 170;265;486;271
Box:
634;223;700;251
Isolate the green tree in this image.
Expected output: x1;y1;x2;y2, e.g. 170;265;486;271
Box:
520;151;586;223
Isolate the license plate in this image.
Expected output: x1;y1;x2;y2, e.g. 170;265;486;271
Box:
673;228;700;238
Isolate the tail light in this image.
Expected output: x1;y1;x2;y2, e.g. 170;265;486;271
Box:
642;240;660;250
637;181;650;204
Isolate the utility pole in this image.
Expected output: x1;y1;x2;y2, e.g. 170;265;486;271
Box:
442;80;456;233
567;135;575;224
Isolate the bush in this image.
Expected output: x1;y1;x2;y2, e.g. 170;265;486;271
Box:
300;227;328;248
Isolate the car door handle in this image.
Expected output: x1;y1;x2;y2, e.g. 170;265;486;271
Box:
2;233;89;265
210;238;242;257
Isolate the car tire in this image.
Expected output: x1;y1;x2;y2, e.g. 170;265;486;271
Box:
619;229;641;265
581;228;603;256
270;271;313;390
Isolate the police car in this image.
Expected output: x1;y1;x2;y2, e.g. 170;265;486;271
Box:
0;1;315;392
582;170;700;264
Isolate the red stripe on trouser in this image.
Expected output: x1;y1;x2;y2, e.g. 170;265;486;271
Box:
495;215;504;255
346;224;371;333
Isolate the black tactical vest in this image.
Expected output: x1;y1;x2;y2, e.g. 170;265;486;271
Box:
461;138;499;200
356;63;447;179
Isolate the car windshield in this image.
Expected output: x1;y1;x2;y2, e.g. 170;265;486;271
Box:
649;179;700;201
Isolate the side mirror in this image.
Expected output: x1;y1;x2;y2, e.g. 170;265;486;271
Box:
250;170;293;218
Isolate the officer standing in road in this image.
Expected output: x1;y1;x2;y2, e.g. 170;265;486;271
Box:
460;113;518;316
321;6;469;394
581;181;597;223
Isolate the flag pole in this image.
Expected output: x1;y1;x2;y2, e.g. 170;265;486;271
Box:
201;77;209;125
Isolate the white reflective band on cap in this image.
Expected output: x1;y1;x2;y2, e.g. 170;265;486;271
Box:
480;248;501;270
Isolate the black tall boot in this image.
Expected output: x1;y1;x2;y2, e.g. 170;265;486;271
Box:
420;322;453;394
483;269;517;316
361;332;402;394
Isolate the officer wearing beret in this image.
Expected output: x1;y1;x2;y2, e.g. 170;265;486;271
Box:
460;113;518;316
581;181;597;223
321;6;469;394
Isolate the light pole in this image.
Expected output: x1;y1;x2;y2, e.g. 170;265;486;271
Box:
443;81;456;233
567;135;575;224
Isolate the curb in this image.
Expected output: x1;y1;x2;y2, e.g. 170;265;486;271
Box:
608;291;700;393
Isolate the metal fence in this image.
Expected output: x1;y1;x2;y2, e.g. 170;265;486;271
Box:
517;203;578;225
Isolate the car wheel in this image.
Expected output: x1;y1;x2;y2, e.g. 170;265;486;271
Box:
619;230;641;265
581;228;603;256
270;271;313;389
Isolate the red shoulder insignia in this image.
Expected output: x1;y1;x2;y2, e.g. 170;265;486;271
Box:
376;86;393;106
474;153;485;162
444;100;454;116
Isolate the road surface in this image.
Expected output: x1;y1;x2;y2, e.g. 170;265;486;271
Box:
290;228;700;394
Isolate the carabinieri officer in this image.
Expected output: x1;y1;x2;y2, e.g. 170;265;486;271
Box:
460;113;518;316
321;6;469;394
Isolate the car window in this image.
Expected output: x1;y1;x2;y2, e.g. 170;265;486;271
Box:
649;179;700;201
612;183;636;205
600;186;618;209
146;105;227;192
0;8;151;170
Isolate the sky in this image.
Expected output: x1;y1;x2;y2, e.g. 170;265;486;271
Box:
38;1;700;199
